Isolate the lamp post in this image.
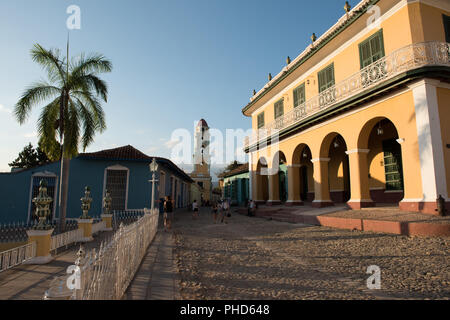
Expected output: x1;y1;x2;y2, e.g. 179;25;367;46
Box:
149;158;159;213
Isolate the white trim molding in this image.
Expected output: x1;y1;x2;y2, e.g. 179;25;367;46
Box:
345;149;370;155
310;158;331;163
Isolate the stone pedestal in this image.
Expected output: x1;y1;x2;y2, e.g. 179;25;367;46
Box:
101;214;113;231
25;229;54;265
77;219;94;242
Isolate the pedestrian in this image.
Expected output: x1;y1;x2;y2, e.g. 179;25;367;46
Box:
163;196;173;232
221;199;229;224
211;201;218;224
192;200;199;219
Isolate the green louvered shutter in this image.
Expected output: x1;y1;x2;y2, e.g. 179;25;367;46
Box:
257;112;265;129
359;30;385;69
318;64;335;93
293;84;305;107
274;99;284;119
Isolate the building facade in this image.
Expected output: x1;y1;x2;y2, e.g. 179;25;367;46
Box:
0;145;193;223
243;0;450;215
221;163;250;206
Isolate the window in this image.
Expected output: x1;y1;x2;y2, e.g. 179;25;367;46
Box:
444;15;450;43
29;174;57;222
293;84;306;107
359;30;385;69
104;165;129;211
257;112;265;129
274;99;284;119
318;63;335;93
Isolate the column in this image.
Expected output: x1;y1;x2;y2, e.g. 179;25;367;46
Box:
77;219;94;242
311;158;334;208
286;165;303;205
267;170;281;206
346;149;375;209
25;229;54;265
400;80;449;214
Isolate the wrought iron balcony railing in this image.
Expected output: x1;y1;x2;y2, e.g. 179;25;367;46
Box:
244;41;450;149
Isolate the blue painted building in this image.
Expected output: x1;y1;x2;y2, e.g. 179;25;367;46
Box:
220;163;250;206
0;145;193;223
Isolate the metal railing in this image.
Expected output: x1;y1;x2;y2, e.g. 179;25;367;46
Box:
245;41;450;148
92;221;106;235
112;209;146;230
50;228;84;252
63;208;159;300
0;242;36;273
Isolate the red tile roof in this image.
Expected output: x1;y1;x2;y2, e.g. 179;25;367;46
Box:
79;145;158;161
218;163;249;179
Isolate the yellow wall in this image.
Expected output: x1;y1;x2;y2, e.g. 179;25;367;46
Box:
408;2;450;43
251;89;423;200
436;87;450;198
0;241;27;252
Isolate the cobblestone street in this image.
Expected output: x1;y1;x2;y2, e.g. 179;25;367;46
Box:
173;208;449;300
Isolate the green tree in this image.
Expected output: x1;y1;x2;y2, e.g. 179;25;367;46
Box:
14;43;112;231
8;142;51;169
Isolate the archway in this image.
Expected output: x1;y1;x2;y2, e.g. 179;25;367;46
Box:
291;144;314;202
256;157;269;203
358;118;404;205
320;133;350;203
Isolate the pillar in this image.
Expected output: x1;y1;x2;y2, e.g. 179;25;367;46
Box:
267;170;281;206
101;214;113;231
400;79;450;214
311;158;334;208
77;219;94;242
286;165;303;205
346;149;375;209
25;229;54;264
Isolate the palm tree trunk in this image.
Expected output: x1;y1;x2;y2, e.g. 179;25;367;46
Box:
58;157;70;232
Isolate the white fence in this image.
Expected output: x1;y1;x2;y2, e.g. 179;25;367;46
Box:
50;228;84;252
58;208;159;300
92;221;106;235
0;242;36;273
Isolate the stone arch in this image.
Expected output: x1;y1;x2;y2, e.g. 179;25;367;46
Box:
255;157;269;203
291;144;314;202
357;117;404;204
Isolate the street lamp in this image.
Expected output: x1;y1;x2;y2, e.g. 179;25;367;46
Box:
149;158;159;213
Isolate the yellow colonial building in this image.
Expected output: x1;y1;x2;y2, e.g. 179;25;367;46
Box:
243;0;450;215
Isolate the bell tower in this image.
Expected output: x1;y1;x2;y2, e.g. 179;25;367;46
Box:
190;119;212;203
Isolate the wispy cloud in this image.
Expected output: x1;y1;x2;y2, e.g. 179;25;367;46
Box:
23;131;38;138
0;104;11;114
164;138;181;149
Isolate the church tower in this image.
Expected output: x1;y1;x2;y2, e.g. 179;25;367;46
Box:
190;119;212;204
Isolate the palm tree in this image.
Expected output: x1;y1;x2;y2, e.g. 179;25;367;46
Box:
14;43;112;231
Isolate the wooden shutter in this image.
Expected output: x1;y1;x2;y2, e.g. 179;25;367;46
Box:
318;64;335;93
274;99;284;119
293;84;305;107
257;112;265;128
359;30;385;69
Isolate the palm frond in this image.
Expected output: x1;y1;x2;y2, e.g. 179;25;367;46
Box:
14;83;61;124
30;44;66;85
71;53;112;77
72;91;106;132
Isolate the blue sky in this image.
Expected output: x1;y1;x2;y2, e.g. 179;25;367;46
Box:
0;0;358;177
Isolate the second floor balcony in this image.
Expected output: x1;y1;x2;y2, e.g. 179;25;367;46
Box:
244;41;450;150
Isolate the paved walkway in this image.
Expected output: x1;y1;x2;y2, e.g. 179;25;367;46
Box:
124;220;179;300
0;231;113;300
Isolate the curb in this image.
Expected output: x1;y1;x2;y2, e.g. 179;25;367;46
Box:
236;209;450;237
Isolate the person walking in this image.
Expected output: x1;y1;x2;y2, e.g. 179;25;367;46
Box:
211;201;218;224
192;200;199;219
221;199;229;224
163;196;173;232
248;200;256;217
